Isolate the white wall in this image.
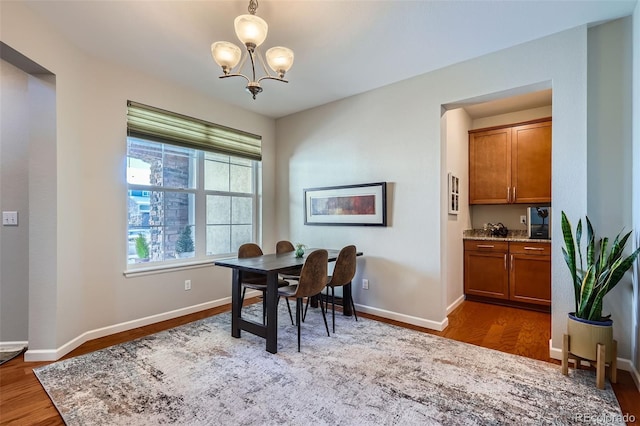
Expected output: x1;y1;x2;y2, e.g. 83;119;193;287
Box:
443;108;472;311
276;26;589;343
0;60;30;343
587;17;635;360
1;2;277;360
632;2;640;381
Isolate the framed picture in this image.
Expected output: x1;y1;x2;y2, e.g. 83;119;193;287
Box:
304;182;387;226
448;173;460;214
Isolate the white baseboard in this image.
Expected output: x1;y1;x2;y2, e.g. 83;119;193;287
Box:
447;295;465;315
355;303;448;331
24;296;237;362
0;341;28;350
549;340;640;391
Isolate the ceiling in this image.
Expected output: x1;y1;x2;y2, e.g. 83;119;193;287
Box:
19;0;637;119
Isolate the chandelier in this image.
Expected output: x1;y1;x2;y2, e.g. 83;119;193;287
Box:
211;0;294;99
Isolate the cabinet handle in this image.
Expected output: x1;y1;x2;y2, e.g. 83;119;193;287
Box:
504;254;507;270
513;187;516;202
524;247;545;251
507;187;510;203
476;244;495;248
510;254;514;271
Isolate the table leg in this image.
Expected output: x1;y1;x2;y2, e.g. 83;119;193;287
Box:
342;281;353;316
265;272;279;354
231;269;241;338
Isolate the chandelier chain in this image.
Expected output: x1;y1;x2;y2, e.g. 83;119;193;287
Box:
248;0;258;15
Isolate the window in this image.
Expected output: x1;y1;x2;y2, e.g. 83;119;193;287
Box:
126;102;261;266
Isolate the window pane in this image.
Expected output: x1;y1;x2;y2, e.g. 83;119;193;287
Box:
232;197;252;224
163;145;197;189
164;192;195;260
127;189;194;264
231;225;252;252
230;163;252;193
127;139;159;185
207;225;230;255
127;138;196;189
206;195;230;224
205;156;229;192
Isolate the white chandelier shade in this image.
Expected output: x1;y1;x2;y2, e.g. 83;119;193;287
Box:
211;42;241;72
234;14;268;48
265;46;294;77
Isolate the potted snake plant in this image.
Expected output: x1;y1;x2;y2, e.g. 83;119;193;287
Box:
561;211;640;362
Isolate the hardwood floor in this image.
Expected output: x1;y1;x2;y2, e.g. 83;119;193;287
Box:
1;299;638;425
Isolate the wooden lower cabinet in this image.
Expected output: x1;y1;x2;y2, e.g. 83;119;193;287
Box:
464;241;509;299
508;242;551;306
464;240;551;310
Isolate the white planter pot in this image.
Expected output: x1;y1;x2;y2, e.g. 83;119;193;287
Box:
567;313;613;362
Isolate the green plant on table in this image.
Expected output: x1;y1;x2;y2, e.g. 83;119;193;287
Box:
561;211;640;321
295;243;306;258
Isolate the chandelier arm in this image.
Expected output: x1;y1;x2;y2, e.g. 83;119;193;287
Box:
248;50;259;83
255;48;273;79
257;75;288;84
235;51;249;75
219;73;251;84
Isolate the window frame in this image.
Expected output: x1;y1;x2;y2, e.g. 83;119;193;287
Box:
125;137;261;274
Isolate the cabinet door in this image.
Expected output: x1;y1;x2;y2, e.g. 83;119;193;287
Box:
511;121;552;204
469;128;511;204
464;249;509;299
509;252;551;306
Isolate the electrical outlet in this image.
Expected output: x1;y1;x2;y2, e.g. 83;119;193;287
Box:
184;280;191;291
520;215;527;225
2;211;18;226
362;279;369;290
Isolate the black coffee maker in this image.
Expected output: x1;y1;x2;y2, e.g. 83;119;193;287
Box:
528;207;550;239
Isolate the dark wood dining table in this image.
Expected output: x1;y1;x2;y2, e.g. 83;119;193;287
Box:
215;248;362;353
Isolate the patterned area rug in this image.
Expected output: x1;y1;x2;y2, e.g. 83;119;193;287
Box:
0;345;26;365
34;304;624;425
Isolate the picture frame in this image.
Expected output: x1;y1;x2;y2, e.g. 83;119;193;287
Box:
304;182;387;226
448;173;460;214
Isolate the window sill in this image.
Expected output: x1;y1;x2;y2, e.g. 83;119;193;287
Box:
123;258;222;278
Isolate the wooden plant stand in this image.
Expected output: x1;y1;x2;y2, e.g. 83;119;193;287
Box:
561;334;617;390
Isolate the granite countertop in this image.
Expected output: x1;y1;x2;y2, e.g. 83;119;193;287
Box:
463;229;551;243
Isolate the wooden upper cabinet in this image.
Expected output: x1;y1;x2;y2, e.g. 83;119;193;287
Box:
469;118;551;205
469;127;511;204
511;121;552;204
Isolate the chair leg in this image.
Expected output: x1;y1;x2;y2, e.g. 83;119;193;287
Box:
296;298;302;352
350;292;358;322
285;297;294;325
303;297;310;322
262;291;267;325
319;293;330;337
331;286;336;333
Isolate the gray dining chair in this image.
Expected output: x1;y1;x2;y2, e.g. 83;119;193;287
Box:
277;249;330;351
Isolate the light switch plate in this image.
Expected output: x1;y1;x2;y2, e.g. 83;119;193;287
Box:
2;211;18;226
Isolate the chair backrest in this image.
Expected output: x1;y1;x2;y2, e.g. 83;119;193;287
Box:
327;245;357;288
276;240;295;253
295;249;328;298
238;243;264;282
238;243;263;258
